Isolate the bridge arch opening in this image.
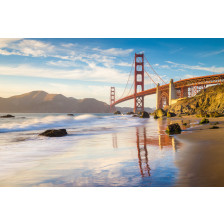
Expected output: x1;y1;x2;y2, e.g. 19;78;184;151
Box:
159;92;169;109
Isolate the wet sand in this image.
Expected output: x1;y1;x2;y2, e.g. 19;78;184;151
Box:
172;116;224;187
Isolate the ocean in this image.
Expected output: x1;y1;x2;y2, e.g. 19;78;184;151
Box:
0;113;182;187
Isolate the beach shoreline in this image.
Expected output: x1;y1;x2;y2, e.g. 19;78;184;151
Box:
170;116;224;187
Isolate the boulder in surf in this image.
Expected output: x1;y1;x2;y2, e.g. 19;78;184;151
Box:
39;129;68;137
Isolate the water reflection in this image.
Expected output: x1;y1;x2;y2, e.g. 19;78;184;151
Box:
111;118;179;178
136;127;150;177
112;133;118;149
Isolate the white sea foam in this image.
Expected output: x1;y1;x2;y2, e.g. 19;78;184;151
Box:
0;114;145;133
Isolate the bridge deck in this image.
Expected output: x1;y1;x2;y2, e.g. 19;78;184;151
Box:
112;73;224;106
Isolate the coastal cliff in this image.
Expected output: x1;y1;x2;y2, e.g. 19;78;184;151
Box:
169;84;224;115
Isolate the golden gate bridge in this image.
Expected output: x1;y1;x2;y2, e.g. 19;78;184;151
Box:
110;53;224;112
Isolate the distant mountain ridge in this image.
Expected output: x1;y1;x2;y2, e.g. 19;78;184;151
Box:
0;91;110;113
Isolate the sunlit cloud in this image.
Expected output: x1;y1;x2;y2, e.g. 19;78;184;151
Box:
92;47;133;56
0;64;129;84
166;61;224;73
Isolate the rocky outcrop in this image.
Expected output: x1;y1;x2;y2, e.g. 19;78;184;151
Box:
127;112;134;115
151;109;167;118
139;111;150;118
114;111;121;115
199;118;209;124
167;111;176;117
39;129;68;137
169;84;224;116
165;123;182;134
0;114;15;118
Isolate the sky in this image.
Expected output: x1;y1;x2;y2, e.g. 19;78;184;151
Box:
0;38;224;107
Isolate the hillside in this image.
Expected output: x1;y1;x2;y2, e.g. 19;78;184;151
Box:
169;84;224;115
0;91;110;113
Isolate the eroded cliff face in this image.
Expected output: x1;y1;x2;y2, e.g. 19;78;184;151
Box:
168;84;224;115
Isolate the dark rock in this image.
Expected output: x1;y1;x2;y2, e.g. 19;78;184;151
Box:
152;109;166;118
209;126;219;129
39;129;68;137
139;111;150;118
199;118;209;124
167;111;176;117
0;114;15;118
166;123;182;135
67;114;74;116
132;114;139;117
167;112;171;118
114;111;121;115
127;112;134;115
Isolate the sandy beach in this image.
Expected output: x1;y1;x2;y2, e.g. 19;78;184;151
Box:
171;116;224;187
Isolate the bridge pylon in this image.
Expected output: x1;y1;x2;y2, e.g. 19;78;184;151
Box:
110;87;116;112
134;53;144;113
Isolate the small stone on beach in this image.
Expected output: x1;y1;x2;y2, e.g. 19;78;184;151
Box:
39;129;68;137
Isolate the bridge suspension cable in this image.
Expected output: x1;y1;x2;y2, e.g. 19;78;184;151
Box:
145;70;157;85
117;57;135;100
144;56;166;85
126;79;134;96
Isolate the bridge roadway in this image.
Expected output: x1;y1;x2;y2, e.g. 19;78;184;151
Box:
112;73;224;106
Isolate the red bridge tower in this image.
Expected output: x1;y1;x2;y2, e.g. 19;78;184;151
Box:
134;53;144;113
110;87;115;112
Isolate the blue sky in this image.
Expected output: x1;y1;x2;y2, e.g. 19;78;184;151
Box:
0;38;224;107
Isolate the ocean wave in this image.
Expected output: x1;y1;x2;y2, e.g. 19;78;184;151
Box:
0;114;145;133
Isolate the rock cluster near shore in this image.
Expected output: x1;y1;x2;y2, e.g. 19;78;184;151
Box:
114;110;150;118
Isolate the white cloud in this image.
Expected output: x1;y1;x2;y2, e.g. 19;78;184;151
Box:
201;49;224;57
47;60;78;67
166;60;224;73
15;39;55;57
0;39;55;58
49;83;69;88
0;39;134;71
93;47;133;56
61;43;76;48
0;49;21;56
0;38;22;48
184;74;194;79
0;64;129;84
116;62;132;67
